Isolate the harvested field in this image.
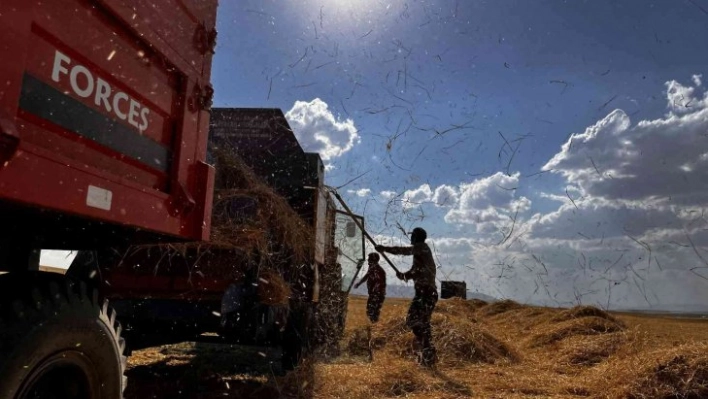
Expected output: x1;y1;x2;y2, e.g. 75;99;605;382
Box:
528;316;626;347
126;296;708;398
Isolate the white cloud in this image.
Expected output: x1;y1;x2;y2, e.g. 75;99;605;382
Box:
693;74;703;87
444;172;531;229
348;188;371;197
399;183;460;209
665;79;701;113
432;185;458;207
531;198;683;240
513;74;708;308
285;98;360;162
402;184;433;208
543;77;708;206
380;190;397;200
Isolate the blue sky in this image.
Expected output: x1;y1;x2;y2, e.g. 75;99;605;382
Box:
209;1;708;309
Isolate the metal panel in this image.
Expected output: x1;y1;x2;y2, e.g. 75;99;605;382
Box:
0;0;217;244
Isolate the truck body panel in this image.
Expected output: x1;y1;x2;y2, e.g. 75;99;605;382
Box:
0;0;217;249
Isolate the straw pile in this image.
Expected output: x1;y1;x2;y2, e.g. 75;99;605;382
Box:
468;298;489;308
552;305;625;326
610;343;708;398
477;299;523;317
256;269;291;306
209;148;313;266
347;300;516;366
487;306;556;332
372;368;427;397
529;316;625;347
559;332;630;367
435;297;482;319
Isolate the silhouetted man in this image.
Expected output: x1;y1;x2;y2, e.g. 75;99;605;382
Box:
376;227;437;367
354;252;387;323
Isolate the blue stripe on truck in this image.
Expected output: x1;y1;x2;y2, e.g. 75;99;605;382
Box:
18;73;171;172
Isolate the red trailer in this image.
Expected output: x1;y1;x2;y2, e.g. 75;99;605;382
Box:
0;1;218;397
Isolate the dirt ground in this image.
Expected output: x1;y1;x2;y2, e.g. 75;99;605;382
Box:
125;295;708;398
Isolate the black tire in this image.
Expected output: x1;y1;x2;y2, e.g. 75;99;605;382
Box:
281;301;312;371
0;272;127;399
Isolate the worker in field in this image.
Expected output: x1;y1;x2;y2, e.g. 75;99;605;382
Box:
376;227;438;367
354;252;387;323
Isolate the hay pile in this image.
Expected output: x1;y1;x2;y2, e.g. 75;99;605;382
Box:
372;368;428;397
477;299;523;317
427;314;517;365
610;343;708;398
529;316;625;347
559;332;629;367
347;301;516;366
209;148;313;265
487;306;555;332
552;305;624;327
468;298;489;308
256;269;291;305
435;297;482;319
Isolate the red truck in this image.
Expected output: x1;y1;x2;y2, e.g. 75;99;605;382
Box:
0;1;364;398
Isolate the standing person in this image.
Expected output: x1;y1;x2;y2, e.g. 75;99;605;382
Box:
375;227;438;367
354;253;387;323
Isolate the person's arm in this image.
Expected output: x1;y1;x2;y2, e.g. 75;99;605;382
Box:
354;271;369;288
375;245;414;256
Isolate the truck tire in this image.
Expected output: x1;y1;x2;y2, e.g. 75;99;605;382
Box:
281;301;312;371
0;272;127;399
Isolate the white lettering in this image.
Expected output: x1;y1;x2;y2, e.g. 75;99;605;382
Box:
51;51;70;83
128;99;140;128
113;92;129;120
50;49;151;131
139;107;150;132
69;65;94;98
94;78;112;112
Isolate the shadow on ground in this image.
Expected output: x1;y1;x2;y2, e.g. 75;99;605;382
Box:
124;342;312;399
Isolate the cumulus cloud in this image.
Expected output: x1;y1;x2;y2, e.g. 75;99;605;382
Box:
531;198;684;240
445;172;531;228
391;174;531;233
665;79;702;113
543;78;708;206
402;184;433;208
432;185;459;207
514;74;708;308
399;184;459;208
380;190;397;200
693;74;703;87
285;98;360;162
348;188;371;197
